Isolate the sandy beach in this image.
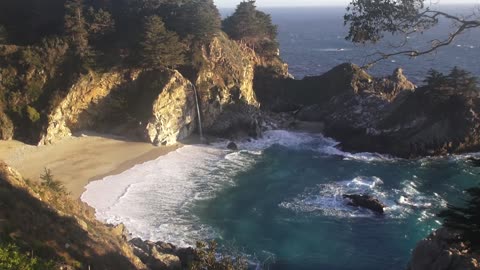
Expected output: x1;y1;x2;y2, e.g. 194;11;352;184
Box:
0;133;180;199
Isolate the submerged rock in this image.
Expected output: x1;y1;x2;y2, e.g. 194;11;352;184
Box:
343;194;385;214
467;157;480;167
227;141;238;150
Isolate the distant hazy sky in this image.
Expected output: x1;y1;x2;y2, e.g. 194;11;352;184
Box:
214;0;480;8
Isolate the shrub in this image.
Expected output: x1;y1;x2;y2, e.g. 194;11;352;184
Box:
25;106;40;123
40;168;66;194
438;186;480;250
192;240;248;270
0;242;55;270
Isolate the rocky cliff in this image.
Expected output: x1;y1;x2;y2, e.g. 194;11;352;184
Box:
0;160;146;269
0;33;286;146
259;63;480;158
408;228;480;270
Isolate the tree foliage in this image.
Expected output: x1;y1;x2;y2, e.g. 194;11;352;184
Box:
438;186;480;250
0;243;55;270
223;0;278;55
192;241;248;270
141;15;185;68
40;168;66;194
0;25;7;44
168;0;221;43
344;0;480;67
424;67;478;94
64;0;90;58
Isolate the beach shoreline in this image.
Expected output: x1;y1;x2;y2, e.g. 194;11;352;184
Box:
0;133;180;199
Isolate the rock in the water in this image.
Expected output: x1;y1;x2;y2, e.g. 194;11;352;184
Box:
408;227;480;270
227;142;238;150
343;194;385;214
468;157;480;167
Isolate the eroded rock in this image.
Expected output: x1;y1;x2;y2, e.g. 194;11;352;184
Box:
343;194;385;214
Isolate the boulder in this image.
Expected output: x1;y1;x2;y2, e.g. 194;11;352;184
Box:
467;157;480;167
408;227;480;270
227;142;238;150
343;194;385;214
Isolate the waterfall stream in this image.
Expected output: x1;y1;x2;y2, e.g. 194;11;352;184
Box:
192;84;204;142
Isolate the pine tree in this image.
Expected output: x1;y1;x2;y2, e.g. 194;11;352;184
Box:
222;0;278;55
447;67;478;93
168;0;221;43
64;0;90;58
424;69;448;88
438;186;480;250
0;25;7;44
140;15;185;69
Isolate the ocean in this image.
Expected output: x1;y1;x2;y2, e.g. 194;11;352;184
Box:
81;7;480;270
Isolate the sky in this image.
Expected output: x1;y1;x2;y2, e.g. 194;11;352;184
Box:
214;0;480;8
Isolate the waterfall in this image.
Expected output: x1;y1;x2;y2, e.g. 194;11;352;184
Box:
192;84;205;142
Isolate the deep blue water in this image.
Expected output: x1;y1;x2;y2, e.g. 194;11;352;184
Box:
222;6;480;83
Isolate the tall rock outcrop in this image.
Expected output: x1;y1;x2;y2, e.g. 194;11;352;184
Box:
36;33;285;145
38;71;128;145
259;62;480;157
408;228;480;270
195;34;260;130
145;70;196;146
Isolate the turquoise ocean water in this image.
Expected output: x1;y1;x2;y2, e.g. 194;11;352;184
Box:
82;131;479;269
82;7;480;270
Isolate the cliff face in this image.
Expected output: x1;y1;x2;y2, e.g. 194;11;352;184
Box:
0;33;284;146
262;63;480;158
0;160;145;269
408;228;480;270
38;71;128;145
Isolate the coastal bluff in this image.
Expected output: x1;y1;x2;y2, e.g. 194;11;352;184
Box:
256;63;480;158
0;33;288;147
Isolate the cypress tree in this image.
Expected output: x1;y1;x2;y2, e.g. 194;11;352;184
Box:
0;25;7;44
140;15;185;69
438;186;480;250
64;0;90;58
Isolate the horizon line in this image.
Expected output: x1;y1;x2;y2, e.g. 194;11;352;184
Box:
217;3;478;8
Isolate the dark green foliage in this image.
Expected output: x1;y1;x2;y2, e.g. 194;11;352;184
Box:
424;69;448;88
40;168;66;194
192;241;248;270
438;186;480;250
64;0;90;58
0;25;7;44
0;242;55;270
223;0;278;55
168;0;222;43
424;67;478;94
344;0;426;43
141;15;185;68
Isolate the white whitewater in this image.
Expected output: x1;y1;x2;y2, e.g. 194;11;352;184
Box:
81;130;408;246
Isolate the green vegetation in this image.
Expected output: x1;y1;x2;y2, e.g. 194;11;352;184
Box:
424;67;478;94
0;25;7;44
0;243;55;270
344;0;480;66
439;186;480;250
223;1;278;56
40;168;66;194
192;241;248;270
141;16;185;69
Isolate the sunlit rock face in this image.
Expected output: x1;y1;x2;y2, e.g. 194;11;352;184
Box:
37;33;287;145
